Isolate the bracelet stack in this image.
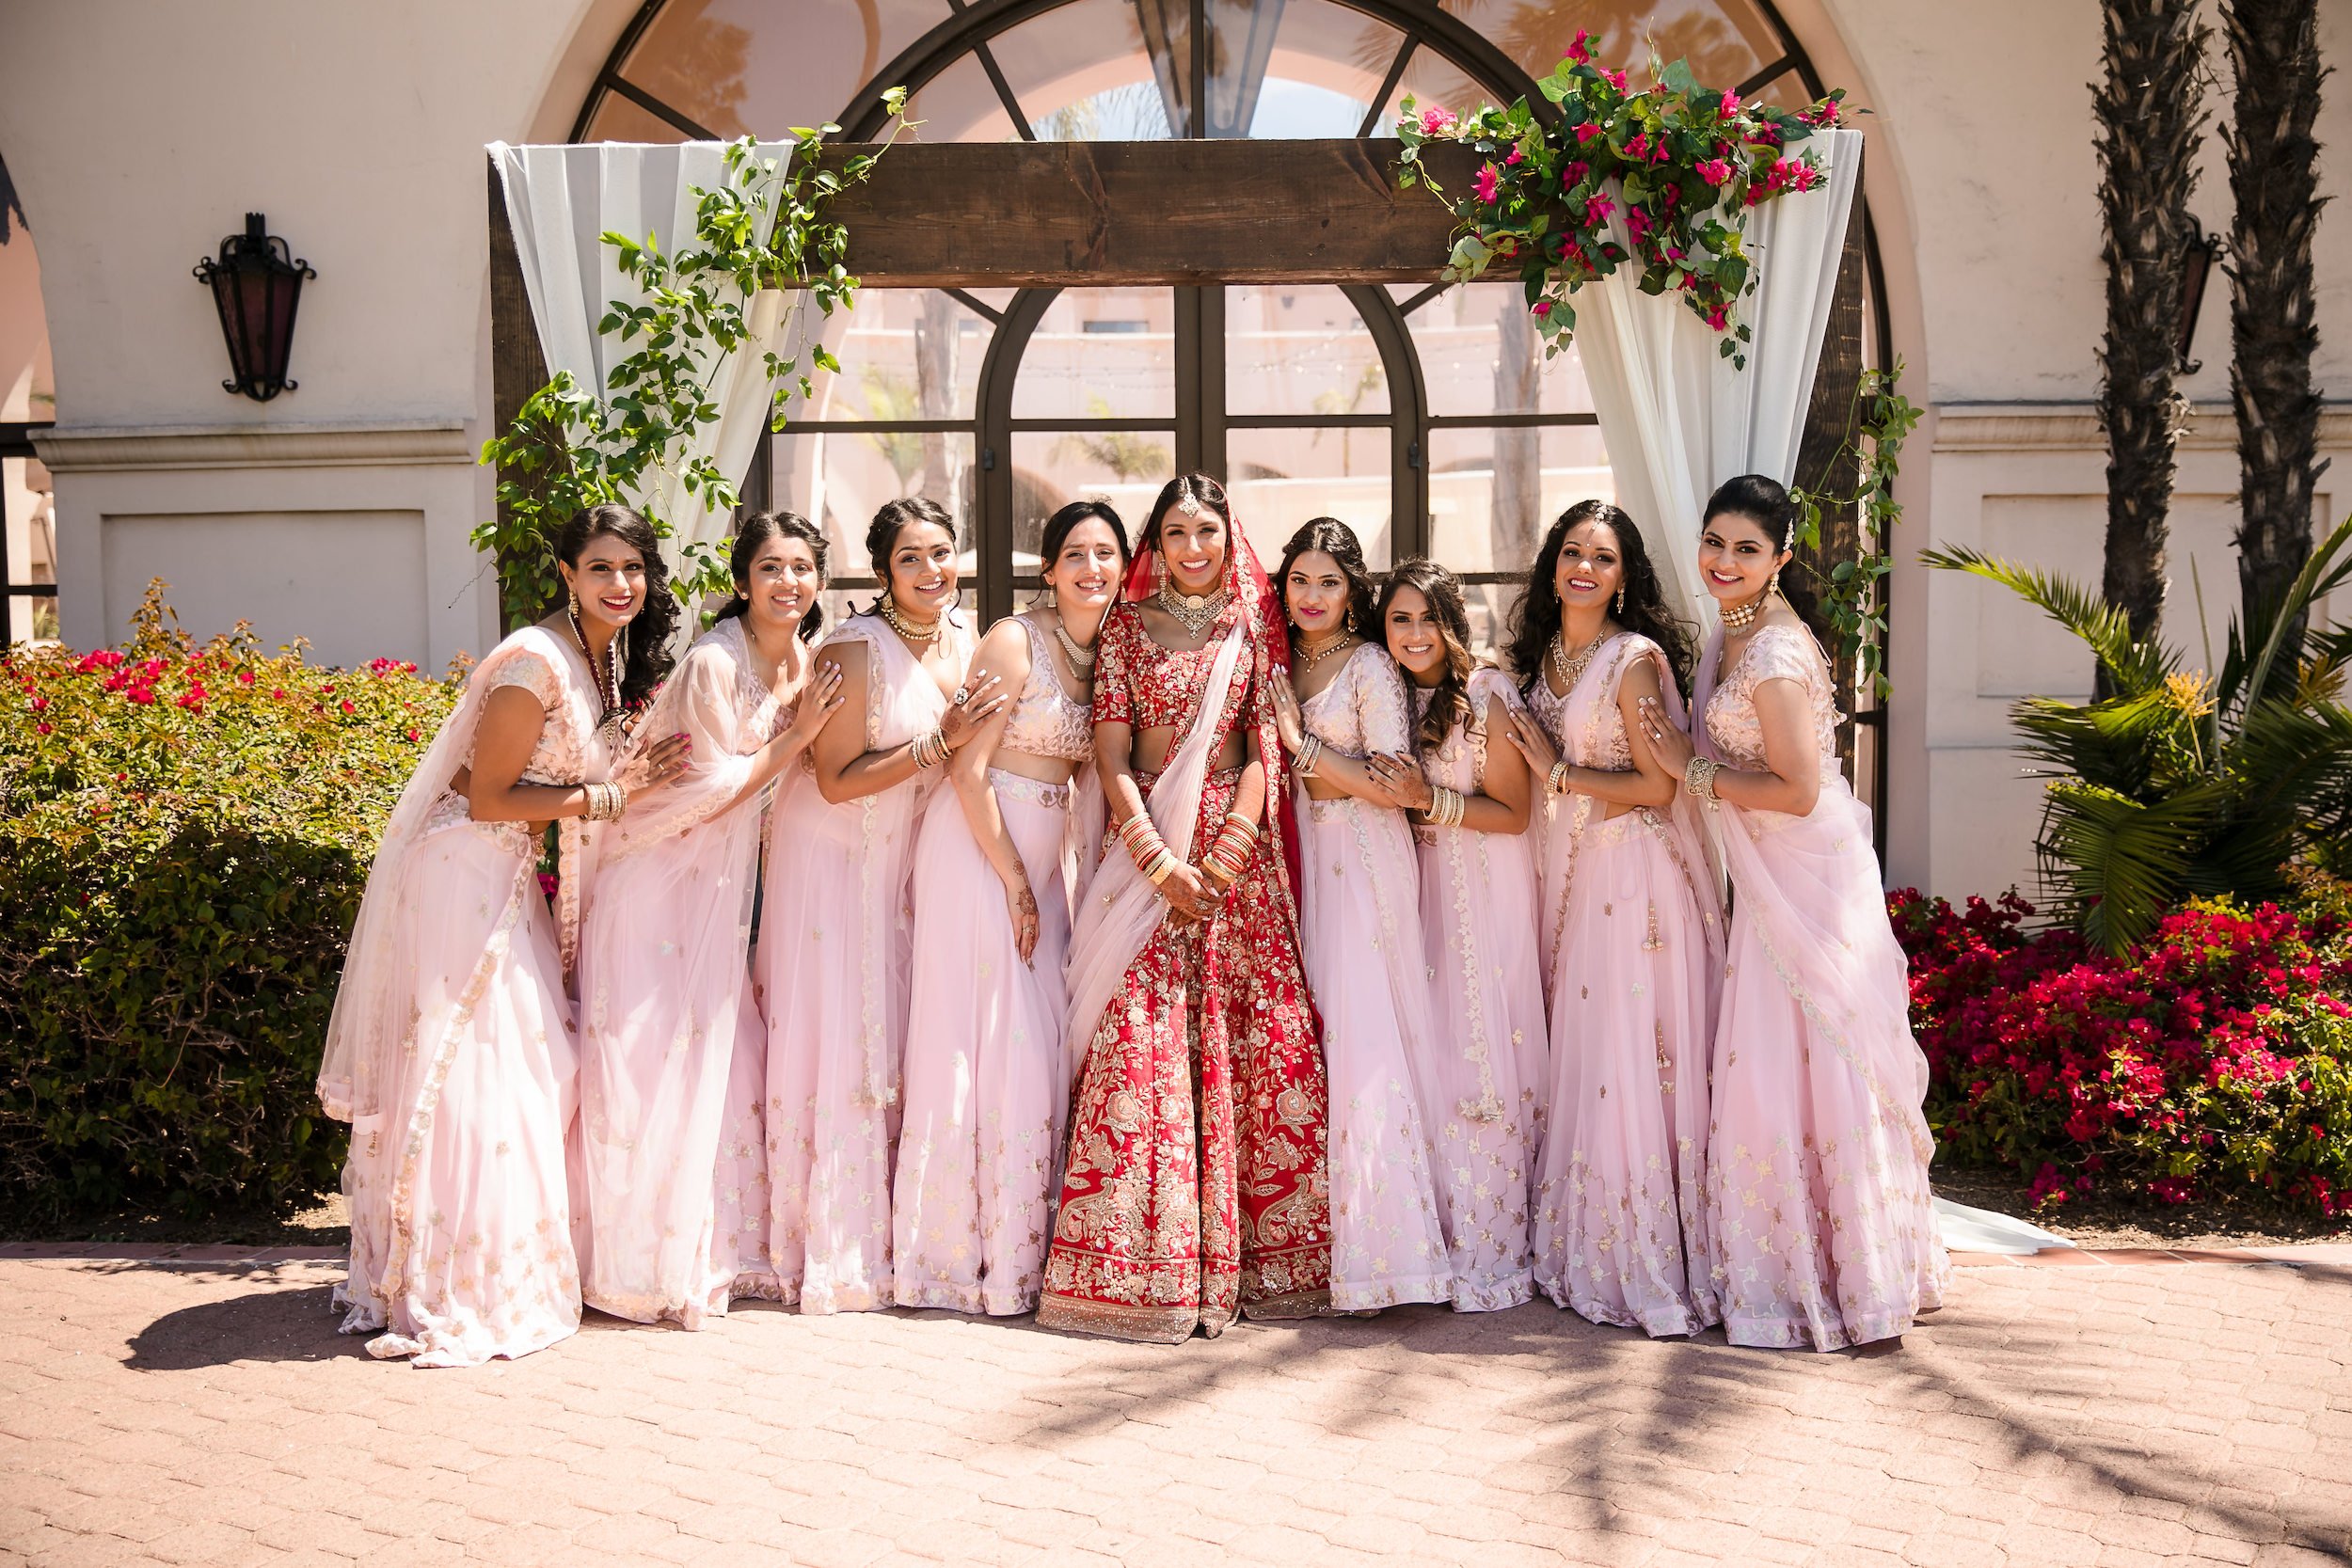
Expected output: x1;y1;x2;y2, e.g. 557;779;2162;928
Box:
1683;756;1721;802
1423;784;1467;829
583;780;629;821
1547;761;1571;797
1200;810;1259;887
1292;735;1325;778
1118;814;1181;886
910;726;951;769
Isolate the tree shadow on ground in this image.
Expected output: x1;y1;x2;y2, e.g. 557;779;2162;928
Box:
123;1280;365;1370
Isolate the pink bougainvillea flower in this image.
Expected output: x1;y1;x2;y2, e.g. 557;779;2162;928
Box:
1503;144;1524;166
405;727;421;742
35;721;51;736
1474;162;1502;204
126;685;155;705
1582;193;1616;226
1531;300;1550;317
1705;306;1729;330
236;670;255;686
1573;121;1602;145
1697;157;1734;186
1626;206;1652;242
1626;131;1649;159
28;693;46;711
1562;159;1590;186
1418;105;1456;135
1604;69;1629;94
1566;28;1592;63
1720;91;1740;115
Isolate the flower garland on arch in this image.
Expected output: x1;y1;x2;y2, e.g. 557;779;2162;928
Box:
1395;32;1848;369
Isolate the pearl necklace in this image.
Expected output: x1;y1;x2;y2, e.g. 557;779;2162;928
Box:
1720;586;1772;631
1295;631;1353;672
1053;621;1097;671
878;594;944;643
1548;627;1608;691
1157;581;1231;637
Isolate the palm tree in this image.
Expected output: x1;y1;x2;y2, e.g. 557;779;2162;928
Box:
1926;515;2352;955
2222;0;2330;641
2092;0;2211;657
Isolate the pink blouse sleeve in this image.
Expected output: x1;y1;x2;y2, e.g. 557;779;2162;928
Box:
1352;646;1414;754
1741;625;1825;700
479;647;559;711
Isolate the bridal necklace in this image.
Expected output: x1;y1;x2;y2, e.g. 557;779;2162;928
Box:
567;598;629;745
1296;629;1352;672
1053;620;1098;671
1548;626;1608;691
1720;587;1771;632
1157;578;1232;637
878;594;944;643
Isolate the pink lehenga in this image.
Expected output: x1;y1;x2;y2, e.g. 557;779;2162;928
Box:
1407;667;1549;1311
757;610;973;1313
1692;622;1947;1351
893;615;1098;1314
318;626;613;1367
1527;634;1724;1337
1295;642;1451;1309
574;617;787;1329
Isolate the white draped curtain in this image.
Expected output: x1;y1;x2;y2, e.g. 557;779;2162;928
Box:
489;140;802;573
1574;127;1864;626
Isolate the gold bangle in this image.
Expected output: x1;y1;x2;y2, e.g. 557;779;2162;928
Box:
1548;761;1571;796
1293;736;1323;777
1684;756;1720;801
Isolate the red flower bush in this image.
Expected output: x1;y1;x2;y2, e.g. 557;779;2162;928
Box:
1893;883;2352;1218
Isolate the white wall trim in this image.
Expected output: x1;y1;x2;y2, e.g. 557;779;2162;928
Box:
33;420;473;473
1934;402;2352;454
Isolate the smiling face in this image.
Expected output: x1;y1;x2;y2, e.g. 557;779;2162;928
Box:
1043;517;1122;618
1553;519;1625;617
739;531;821;639
1383;585;1448;686
1284;549;1353;637
561;532;650;634
1158;507;1229;596
1696;510;1788;605
884;520;959;618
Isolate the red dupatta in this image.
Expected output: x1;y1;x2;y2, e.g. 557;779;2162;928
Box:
1120;512;1306;905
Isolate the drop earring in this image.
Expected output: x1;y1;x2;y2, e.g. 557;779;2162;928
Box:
1614;584;1626;615
1769;567;1783;600
568;587;581;621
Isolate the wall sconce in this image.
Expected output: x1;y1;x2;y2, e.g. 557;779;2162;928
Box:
193;213;315;402
2175;230;2222;375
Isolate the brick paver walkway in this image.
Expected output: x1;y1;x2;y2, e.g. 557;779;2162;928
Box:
3;1249;2348;1567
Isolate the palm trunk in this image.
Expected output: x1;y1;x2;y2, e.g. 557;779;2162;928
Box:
2093;0;2210;660
2223;0;2329;648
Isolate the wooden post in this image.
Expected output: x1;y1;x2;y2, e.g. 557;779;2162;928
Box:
1789;155;1868;766
487;157;551;630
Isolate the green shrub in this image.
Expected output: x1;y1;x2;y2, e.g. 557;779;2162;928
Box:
0;584;456;1223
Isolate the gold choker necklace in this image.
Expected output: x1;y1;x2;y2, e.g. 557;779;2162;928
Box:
1296;631;1352;671
1720;589;1771;631
879;595;944;642
1157;582;1231;637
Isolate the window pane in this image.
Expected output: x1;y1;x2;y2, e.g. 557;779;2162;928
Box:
1225;284;1391;417
903;51;1020;143
1229;0;1404;139
1409;282;1597;417
770;430;978;582
581;92;690;145
1226;425;1392;569
1478;0;1783;92
779;291;994;423
1012;289;1175;420
619;0;951;135
1426;423;1613;575
1009;431;1171;568
995;0;1180;140
1370;49;1493;139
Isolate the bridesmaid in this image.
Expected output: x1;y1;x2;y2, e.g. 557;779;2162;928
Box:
758;496;1006;1313
1505;501;1724;1338
893;500;1127;1314
1366;560;1549;1311
1638;473;1947;1351
318;503;687;1366
1268;517;1452;1312
576;513;844;1328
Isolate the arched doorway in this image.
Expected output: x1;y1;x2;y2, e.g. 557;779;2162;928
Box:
567;0;1878;635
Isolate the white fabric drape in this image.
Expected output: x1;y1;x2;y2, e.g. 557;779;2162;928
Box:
1574;127;1864;626
489;140;802;567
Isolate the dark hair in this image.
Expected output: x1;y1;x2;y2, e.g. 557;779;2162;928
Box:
1141;473;1232;555
863;495;959;617
1503;499;1697;692
1701;472;1820;631
1376;559;1475;754
713;511;828;642
1276;516;1378;645
557;503;675;709
1038;499;1132;581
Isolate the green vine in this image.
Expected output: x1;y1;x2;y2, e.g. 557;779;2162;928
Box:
474;101;906;625
1788;358;1919;698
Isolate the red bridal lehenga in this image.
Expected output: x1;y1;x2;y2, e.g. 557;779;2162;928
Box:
1037;534;1333;1342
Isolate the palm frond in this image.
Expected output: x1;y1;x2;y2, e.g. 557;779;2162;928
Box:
2036;778;2221;954
2223;512;2352;711
1923;546;2174;695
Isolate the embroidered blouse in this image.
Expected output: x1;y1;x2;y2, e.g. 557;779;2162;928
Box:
1704;623;1840;771
1414;666;1525;798
1299;641;1412;760
997;614;1094;764
1090;600;1249;739
472;644;599;787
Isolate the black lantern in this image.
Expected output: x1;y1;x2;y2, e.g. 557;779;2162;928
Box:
2174;230;2222;374
193;213;314;402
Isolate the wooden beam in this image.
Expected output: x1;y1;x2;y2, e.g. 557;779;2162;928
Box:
1789;150;1870;762
487;157;552;629
826;139;1481;286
